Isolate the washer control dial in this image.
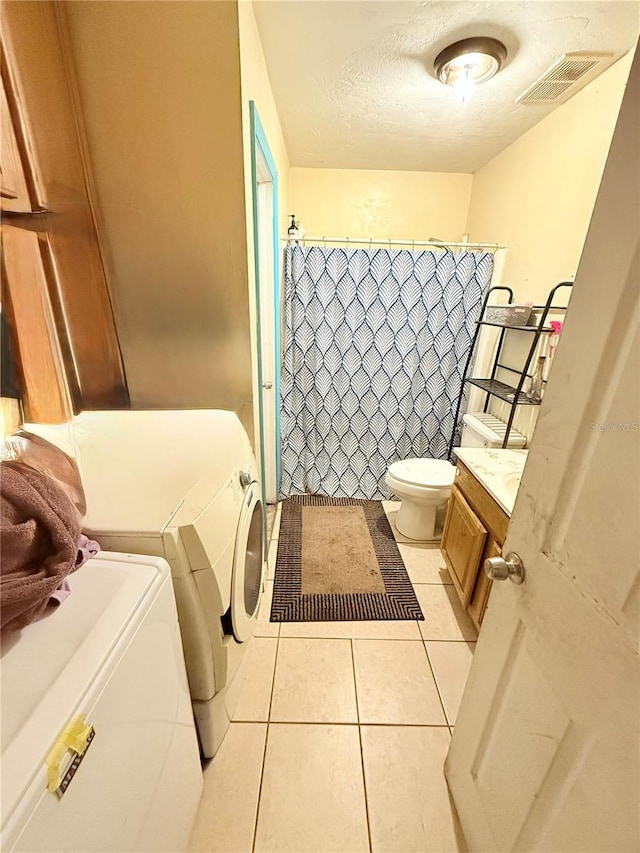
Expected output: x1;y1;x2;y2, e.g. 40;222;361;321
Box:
239;470;253;488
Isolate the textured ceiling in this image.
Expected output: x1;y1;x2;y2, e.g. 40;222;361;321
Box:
253;0;639;172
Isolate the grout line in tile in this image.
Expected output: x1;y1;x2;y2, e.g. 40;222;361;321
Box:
264;720;451;728
350;639;373;853
251;724;270;853
271;628;473;643
266;628;280;722
251;631;279;852
341;634;421;641
275;633;425;641
414;637;476;643
357;723;452;729
349;639;361;726
273;628;474;641
233;716;267;724
421;637;453;733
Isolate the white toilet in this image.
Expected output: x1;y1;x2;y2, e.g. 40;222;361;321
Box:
385;413;527;541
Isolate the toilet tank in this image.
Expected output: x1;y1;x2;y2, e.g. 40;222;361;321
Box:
461;413;527;448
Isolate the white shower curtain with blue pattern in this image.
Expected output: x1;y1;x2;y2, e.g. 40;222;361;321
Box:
280;245;494;500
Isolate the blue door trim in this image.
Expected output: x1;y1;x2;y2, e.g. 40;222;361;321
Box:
249;101;280;508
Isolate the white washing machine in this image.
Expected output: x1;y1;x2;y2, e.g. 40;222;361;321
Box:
24;410;266;758
1;552;202;852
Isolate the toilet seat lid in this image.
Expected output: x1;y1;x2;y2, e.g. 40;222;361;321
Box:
388;458;456;488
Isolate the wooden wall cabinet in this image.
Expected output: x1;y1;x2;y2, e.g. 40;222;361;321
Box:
441;462;510;631
0;71;30;208
1;2;129;424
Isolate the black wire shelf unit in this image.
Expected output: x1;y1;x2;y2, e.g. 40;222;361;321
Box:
448;281;573;460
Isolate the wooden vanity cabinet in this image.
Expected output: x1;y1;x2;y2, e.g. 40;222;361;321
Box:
468;538;500;629
441;462;509;631
440;485;487;607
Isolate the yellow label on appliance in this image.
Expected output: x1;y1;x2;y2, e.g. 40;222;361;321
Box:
45;716;95;794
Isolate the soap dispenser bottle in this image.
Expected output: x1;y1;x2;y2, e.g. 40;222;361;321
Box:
287;215;305;244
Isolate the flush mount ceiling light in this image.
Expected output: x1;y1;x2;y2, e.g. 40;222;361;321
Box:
434;37;507;103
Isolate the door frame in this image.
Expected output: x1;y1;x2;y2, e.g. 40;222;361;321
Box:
249;101;280;505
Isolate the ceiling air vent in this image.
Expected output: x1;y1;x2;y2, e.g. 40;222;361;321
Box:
517;51;615;104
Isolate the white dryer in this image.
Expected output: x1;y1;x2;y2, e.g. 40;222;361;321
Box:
24;410;266;758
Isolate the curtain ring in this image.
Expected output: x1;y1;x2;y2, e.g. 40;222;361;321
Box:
412;240;415;252
388;238;392;251
369;237;372;250
322;235;326;247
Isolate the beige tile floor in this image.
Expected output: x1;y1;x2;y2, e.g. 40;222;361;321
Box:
189;501;476;853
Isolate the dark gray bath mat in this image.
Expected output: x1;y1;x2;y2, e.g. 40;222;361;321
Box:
270;495;424;622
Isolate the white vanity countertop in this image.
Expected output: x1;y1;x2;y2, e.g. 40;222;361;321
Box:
453;448;528;517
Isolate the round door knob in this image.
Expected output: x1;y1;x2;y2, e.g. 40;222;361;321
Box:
484;552;525;585
239;471;253;488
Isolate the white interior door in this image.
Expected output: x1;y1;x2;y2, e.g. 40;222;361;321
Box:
446;49;639;852
256;150;277;503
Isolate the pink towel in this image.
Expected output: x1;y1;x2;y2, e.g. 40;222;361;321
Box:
76;533;100;569
48;578;72;607
1;461;81;636
37;534;100;612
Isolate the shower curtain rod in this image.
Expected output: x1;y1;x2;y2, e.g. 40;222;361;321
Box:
281;235;505;252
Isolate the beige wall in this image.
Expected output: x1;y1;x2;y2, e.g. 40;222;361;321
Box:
238;0;291;461
465;50;634;440
466;50;635;304
63;1;254;434
239;0;290;234
289;168;473;242
59;0;634;455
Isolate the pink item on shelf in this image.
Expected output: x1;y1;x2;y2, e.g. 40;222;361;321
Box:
545;321;564;381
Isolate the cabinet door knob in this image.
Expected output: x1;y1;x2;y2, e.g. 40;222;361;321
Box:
484;552;525;584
